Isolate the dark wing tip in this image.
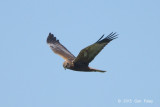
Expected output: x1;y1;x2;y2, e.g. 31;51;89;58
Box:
96;34;105;43
98;32;118;43
106;32;118;40
47;33;59;44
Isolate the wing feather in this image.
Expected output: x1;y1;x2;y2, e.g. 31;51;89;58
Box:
47;33;75;60
73;32;118;65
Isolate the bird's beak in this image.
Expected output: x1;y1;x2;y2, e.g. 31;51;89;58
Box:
64;67;66;70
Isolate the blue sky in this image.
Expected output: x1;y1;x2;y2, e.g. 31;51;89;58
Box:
0;0;160;107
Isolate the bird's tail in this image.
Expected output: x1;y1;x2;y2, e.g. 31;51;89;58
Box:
89;67;107;73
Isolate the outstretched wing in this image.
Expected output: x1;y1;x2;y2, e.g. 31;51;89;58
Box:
47;33;75;60
73;32;118;65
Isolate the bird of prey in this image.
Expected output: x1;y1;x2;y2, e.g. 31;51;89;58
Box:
47;32;117;73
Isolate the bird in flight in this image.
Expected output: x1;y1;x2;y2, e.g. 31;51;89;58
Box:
47;32;118;73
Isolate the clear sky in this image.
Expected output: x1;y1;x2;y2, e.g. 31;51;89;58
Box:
0;0;160;107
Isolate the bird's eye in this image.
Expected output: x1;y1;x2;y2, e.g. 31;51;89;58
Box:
67;63;69;67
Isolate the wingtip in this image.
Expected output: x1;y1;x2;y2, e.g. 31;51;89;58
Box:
106;32;118;41
97;32;118;43
47;32;58;44
48;32;54;37
96;34;105;43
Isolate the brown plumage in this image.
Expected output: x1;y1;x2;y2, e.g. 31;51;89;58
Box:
47;32;118;73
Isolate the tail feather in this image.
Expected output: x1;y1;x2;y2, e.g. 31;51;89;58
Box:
89;67;107;73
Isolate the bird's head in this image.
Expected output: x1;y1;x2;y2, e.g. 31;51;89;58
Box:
63;61;70;70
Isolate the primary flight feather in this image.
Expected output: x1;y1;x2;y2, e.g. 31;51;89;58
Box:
47;32;118;73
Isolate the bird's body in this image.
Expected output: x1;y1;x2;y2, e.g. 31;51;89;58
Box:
63;60;106;72
47;32;117;73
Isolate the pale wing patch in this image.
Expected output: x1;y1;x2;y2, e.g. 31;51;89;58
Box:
49;43;72;56
48;43;75;60
47;33;76;61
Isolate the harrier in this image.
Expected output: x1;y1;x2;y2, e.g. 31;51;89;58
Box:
47;32;118;73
